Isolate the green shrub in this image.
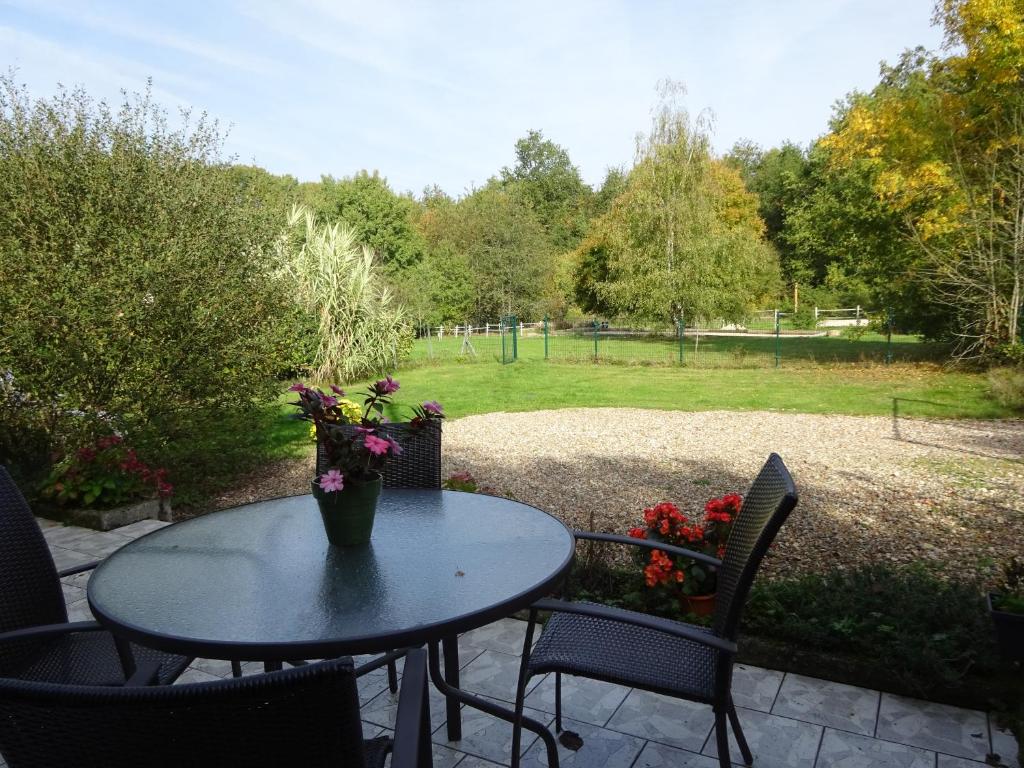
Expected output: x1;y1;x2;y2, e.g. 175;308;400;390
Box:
0;77;295;499
744;565;999;696
988;366;1024;411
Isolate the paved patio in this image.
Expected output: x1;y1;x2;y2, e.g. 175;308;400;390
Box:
29;517;1021;768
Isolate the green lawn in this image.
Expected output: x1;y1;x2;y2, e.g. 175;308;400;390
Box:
410;330;946;367
279;360;1011;425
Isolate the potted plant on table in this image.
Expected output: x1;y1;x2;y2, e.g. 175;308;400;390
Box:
988;557;1024;661
290;376;444;547
628;493;741;617
39;435;173;530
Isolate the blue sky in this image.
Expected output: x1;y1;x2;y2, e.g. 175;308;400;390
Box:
1;0;944;197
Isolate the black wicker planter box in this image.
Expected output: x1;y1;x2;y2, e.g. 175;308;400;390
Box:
988;593;1024;661
316;420;442;489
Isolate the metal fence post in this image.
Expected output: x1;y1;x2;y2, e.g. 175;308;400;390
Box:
678;314;685;365
593;320;599;361
543;315;549;360
886;307;894;365
775;313;781;368
511;315;518;361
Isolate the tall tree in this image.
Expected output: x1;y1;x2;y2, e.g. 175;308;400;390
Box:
500;129;591;250
573;82;780;323
310;171;426;273
822;0;1024;354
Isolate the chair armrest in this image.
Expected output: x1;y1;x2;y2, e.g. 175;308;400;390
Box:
532;598;737;654
0;620;105;644
354;648;408;678
390;647;431;768
58;560;101;578
574;531;723;569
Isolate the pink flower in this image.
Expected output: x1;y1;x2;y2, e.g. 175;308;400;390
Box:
288;382;306;392
374;375;400;395
318;469;345;493
386;436;403;456
355;426;375;435
321;395;338;408
364;434;391;455
330;384;345;396
422;401;444;416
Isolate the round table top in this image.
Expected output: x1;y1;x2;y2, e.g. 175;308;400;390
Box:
87;490;575;661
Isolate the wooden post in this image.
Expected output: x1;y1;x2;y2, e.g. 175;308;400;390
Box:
793;282;799;312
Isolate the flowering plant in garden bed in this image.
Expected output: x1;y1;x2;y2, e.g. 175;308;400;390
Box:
290;376;444;491
40;435;172;509
628;493;741;597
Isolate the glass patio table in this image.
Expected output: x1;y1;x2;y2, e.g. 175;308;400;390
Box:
87;489;574;756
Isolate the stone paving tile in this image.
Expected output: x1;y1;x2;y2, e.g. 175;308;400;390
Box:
524;673;631;728
187;657;237;679
460;618;537;657
991;719;1021;768
704;706;823;768
633;741;720;767
49;545;97;573
362;681;453;733
816;728;935;768
771;672;880;736
432;695;552;766
459;649;546;704
605;688;715;752
876;693;990;762
61;581;86;604
373;728;466;767
731;664;785;713
518;717;645;768
452;756;505;767
65;598;95;622
173;667;223;685
59;569;92;590
937;756;994;768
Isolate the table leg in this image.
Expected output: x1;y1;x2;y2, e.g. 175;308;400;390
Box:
442;635;462;741
427;641;558;766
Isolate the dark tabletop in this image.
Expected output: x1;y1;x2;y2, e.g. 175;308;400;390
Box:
87;490;575;661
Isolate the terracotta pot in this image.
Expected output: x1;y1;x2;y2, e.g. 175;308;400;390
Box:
311;473;382;547
681;592;717;617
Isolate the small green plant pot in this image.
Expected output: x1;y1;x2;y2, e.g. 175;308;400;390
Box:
311;473;382;547
987;593;1024;661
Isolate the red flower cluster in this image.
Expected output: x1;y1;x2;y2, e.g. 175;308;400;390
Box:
644;549;685;588
629;492;743;598
704;493;741;523
44;435;172;508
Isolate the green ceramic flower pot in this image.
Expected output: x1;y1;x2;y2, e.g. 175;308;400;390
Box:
311;473;381;547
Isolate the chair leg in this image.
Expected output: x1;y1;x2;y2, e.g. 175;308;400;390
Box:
387;656;399;694
714;709;731;768
554;671;563;733
511;610;544;768
728;701;754;766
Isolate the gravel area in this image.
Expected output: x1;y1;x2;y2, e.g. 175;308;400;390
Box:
210;409;1024;582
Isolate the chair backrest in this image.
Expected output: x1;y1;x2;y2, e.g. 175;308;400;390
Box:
317;421;442;489
0;658;371;768
0;466;68;642
711;453;797;640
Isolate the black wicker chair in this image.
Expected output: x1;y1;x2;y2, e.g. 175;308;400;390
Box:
316;420;443;489
0;465;191;686
0;647;434;768
510;453;798;768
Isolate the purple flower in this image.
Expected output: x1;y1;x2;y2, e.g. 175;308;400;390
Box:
422;401;444;416
386;436;403;456
374;375;400;395
330;384;345;396
288;382;306;392
318;469;344;493
321;395;338;408
364;434;391;456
